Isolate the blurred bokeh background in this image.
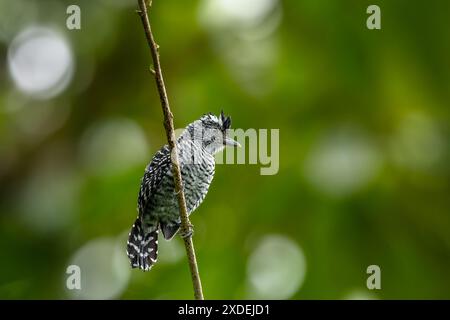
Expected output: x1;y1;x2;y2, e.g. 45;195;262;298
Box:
0;0;449;299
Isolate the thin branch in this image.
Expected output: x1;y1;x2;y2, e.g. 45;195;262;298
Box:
136;0;204;300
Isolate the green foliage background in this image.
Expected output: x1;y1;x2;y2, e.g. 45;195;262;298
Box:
0;0;449;299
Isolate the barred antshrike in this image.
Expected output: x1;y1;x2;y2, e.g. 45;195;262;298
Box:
127;111;239;270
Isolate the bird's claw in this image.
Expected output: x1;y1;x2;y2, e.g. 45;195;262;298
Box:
180;224;194;238
174;187;185;195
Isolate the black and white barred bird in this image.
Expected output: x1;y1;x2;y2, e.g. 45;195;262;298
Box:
127;111;240;271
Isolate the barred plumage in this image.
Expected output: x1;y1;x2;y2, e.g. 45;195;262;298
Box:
127;111;239;271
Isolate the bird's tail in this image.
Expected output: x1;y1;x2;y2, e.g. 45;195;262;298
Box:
126;218;158;271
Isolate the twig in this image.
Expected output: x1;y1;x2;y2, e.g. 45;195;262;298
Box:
136;0;204;300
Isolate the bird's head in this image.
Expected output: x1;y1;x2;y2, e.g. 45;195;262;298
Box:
184;111;240;155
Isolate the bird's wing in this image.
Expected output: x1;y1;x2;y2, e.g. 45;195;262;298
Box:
138;145;172;217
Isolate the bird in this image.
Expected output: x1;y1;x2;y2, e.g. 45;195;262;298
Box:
126;111;240;271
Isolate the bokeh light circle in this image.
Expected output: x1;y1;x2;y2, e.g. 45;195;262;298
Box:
7;26;74;99
199;0;278;28
247;235;306;299
67;237;130;299
304;128;382;197
79;118;149;176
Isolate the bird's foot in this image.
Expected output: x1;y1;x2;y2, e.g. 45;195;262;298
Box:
180;223;194;239
173;187;185;195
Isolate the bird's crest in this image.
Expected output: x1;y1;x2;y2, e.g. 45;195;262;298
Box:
199;111;232;131
220;110;231;130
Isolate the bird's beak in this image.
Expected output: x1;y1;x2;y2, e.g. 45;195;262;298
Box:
224;137;241;147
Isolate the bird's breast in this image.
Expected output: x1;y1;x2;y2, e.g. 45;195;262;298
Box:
149;143;215;224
